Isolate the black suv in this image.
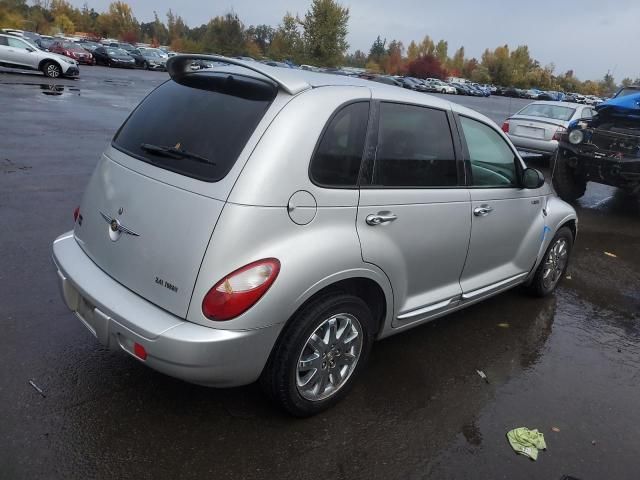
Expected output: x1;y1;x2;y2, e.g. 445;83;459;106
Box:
552;85;640;200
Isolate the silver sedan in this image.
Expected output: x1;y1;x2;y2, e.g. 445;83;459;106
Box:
503;101;596;156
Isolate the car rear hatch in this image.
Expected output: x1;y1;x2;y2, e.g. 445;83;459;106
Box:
73;71;279;318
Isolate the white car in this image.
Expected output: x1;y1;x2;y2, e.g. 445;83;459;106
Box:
0;33;79;78
429;80;457;94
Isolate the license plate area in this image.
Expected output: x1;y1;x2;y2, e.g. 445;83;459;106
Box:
517;125;545;139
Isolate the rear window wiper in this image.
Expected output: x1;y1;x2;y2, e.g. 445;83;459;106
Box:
140;143;216;165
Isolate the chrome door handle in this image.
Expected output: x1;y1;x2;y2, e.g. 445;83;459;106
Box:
473;205;493;217
366;212;397;226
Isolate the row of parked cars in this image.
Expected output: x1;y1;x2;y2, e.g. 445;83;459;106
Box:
496;86;605;105
0;29;170;75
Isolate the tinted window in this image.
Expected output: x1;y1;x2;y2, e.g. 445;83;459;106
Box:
113;73;276;182
460;116;517;187
310;102;369;187
0;37;7;46
372;103;458;187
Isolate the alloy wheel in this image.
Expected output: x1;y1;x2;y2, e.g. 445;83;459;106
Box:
542;238;569;290
47;64;60;78
296;313;363;402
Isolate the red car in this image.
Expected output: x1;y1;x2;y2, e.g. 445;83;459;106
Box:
48;41;95;65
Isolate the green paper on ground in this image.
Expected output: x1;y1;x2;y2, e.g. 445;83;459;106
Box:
506;427;547;461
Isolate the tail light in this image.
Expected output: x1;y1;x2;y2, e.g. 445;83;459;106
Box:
202;258;280;321
73;206;80;222
501;121;510;133
64;50;71;56
552;126;567;141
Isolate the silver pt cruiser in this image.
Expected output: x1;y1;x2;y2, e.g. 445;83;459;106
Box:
53;55;577;416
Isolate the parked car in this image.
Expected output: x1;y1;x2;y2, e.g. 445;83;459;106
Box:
93;46;136;68
48;40;94;65
76;40;103;53
450;82;471;95
503;101;596;156
0;33;79;78
429;80;456;94
503;87;524;98
126;48;149;68
34;36;55;51
370;75;402;87
553;90;640;201
52;54;577;416
139;49;166;70
525;89;542;99
109;42;136;52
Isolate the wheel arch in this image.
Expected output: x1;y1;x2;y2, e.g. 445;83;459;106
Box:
38;58;61;71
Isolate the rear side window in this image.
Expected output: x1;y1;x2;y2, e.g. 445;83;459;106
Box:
113;73;276;182
0;37;7;46
310;102;369;187
372;103;458;187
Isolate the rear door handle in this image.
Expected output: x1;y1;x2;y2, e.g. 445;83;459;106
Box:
366;212;397;226
473;205;493;217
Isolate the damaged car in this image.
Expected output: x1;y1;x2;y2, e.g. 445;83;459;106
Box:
552;86;640;201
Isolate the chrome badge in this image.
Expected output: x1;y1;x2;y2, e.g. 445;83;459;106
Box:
100;211;140;242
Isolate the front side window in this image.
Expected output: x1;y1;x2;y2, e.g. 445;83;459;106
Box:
372;103;458;187
310;102;369;187
460;116;518;187
113;73;276;182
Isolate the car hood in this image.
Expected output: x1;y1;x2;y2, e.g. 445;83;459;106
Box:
596;92;640;120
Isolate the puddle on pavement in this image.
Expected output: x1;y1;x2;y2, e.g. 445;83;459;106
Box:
103;79;133;87
2;82;81;97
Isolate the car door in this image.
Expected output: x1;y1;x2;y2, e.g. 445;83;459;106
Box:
357;101;471;326
4;37;38;68
457;115;545;298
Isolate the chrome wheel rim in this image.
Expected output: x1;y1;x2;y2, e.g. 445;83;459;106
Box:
542;238;569;290
47;64;60;78
296;313;363;402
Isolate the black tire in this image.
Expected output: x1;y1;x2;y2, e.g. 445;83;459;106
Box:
527;227;573;297
42;61;62;78
261;292;375;417
552;148;587;201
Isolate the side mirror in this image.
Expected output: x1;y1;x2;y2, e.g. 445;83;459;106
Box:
26;47;35;52
522;168;545;189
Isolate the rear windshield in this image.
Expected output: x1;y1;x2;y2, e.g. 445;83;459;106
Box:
113;73;277;182
518;104;575;121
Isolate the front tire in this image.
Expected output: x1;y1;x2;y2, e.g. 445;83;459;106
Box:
42;61;61;78
552;148;587;201
261;293;374;417
527;227;573;297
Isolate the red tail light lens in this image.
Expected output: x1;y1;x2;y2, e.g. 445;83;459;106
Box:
552;126;567;141
73;206;80;222
501;121;510;133
202;258;280;321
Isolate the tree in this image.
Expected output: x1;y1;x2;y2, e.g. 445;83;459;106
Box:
406;40;419;62
406;54;447;79
369;35;386;63
450;46;465;74
435;39;448;65
300;0;350;67
418;35;435;56
269;13;303;62
246;24;275;57
382;39;404;75
600;72;616;95
201;13;245;56
344;49;367;68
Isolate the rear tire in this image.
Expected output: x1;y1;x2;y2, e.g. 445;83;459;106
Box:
42;61;61;78
261;293;374;417
527;227;573;297
552;148;587;201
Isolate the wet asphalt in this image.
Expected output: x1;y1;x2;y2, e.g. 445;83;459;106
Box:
1;66;639;480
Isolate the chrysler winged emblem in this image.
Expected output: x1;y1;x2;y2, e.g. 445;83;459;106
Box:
100;211;140;242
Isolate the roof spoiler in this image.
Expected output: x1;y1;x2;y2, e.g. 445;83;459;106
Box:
166;54;311;96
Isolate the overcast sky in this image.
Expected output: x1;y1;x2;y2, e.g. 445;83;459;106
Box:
70;0;640;81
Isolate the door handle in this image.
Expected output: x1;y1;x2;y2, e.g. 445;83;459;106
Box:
366;212;397;226
473;205;493;217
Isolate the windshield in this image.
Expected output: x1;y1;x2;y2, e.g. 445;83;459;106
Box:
142;51;160;58
63;42;78;49
112;73;277;182
517;103;575;121
615;87;640;98
107;48;128;55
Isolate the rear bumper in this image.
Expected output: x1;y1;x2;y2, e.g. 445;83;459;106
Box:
509;134;558;155
52;232;280;387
